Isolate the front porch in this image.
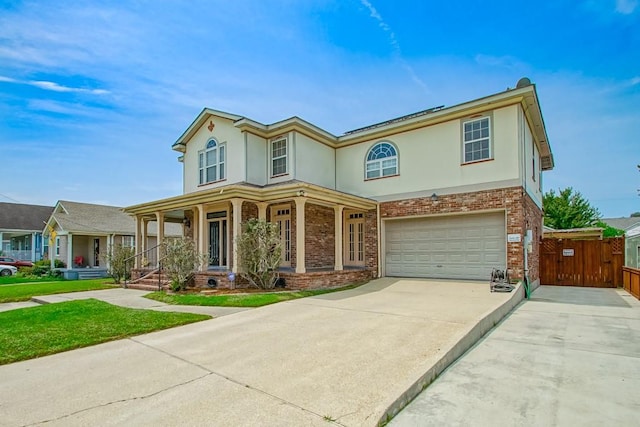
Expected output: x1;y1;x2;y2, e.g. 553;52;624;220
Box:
124;182;379;290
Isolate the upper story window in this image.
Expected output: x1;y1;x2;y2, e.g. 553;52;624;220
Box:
271;138;287;176
463;117;491;163
366;141;398;179
199;139;226;184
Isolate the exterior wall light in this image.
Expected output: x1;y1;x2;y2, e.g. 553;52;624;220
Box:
431;193;438;202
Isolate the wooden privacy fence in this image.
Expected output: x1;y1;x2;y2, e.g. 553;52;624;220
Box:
540;237;624;287
623;267;640;299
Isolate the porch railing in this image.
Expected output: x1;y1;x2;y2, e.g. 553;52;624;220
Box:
123;244;166;290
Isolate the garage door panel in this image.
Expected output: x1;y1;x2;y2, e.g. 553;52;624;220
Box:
385;212;506;280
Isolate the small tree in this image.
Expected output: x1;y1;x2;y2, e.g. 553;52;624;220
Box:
595;221;625;238
104;244;135;284
162;237;207;291
236;219;283;289
543;187;601;229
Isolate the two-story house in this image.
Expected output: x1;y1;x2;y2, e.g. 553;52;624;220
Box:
124;78;553;290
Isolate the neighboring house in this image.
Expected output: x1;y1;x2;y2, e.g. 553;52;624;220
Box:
124;77;553;289
0;202;54;262
601;217;640;268
43;200;182;271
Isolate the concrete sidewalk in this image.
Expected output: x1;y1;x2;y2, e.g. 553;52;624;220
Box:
0;279;522;426
389;286;640;426
31;288;251;317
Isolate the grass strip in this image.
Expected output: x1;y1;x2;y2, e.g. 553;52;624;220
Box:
0;276;62;285
146;283;363;307
0;279;116;303
0;299;210;365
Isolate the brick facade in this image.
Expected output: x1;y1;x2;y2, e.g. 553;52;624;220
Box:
305;204;335;269
380;186;542;281
193;268;373;290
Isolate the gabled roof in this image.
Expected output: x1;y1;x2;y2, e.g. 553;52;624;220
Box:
601;217;640;231
0;202;54;231
171;78;553;170
47;200;181;236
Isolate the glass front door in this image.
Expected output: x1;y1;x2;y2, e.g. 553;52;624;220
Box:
208;218;227;267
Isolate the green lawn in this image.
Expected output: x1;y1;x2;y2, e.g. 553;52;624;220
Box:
0;279;117;303
0;275;62;285
146;283;363;307
0;299;210;365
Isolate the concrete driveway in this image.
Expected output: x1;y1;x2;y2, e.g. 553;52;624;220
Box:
0;278;520;426
389;286;640;426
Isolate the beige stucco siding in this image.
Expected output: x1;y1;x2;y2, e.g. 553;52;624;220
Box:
521;107;543;207
336;105;521;199
246;132;268;186
183;117;246;194
294;133;336;189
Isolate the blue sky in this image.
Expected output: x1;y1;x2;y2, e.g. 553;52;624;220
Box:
1;0;638;217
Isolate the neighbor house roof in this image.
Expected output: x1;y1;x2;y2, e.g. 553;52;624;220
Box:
601;217;640;232
0;202;54;231
47;200;181;236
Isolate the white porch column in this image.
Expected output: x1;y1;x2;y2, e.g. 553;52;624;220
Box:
106;234;113;270
155;212;165;267
257;202;268;221
142;218;149;253
134;216;142;268
67;233;73;269
31;232;37;262
196;204;206;261
334;205;344;271
231;199;243;273
295;197;306;273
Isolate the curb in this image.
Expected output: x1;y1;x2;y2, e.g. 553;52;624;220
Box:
377;283;525;426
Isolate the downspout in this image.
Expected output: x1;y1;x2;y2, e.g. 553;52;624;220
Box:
520;108;530;299
377;203;382;278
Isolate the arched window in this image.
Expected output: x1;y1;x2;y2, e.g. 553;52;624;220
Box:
365;141;398;179
199;138;226;184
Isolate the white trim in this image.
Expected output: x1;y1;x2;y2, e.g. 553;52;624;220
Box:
462;115;492;163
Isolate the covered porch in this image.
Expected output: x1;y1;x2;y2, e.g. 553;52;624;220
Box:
124;182;379;289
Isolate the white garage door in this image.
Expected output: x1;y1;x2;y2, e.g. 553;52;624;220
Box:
385;212;506;280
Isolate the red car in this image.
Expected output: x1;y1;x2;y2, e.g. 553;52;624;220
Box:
0;257;33;267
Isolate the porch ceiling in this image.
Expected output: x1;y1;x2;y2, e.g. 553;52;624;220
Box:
123;182;378;216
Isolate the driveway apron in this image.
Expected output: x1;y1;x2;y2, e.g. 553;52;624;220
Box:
389;285;640;426
0;278;518;427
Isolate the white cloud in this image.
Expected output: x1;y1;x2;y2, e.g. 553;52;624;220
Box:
0;75;109;95
616;0;638;14
630;76;640;85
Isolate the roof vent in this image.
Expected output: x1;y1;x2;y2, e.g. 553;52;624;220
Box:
516;77;531;88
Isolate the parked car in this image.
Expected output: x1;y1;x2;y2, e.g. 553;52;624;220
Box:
0;264;18;276
0;257;33;267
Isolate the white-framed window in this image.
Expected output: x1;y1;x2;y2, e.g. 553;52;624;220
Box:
365;141;398;179
198;138;226;184
271;138;287;176
122;235;135;248
55;237;60;256
463;117;491;163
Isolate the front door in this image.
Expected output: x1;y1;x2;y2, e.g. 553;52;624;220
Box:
345;212;365;267
208;216;227;267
